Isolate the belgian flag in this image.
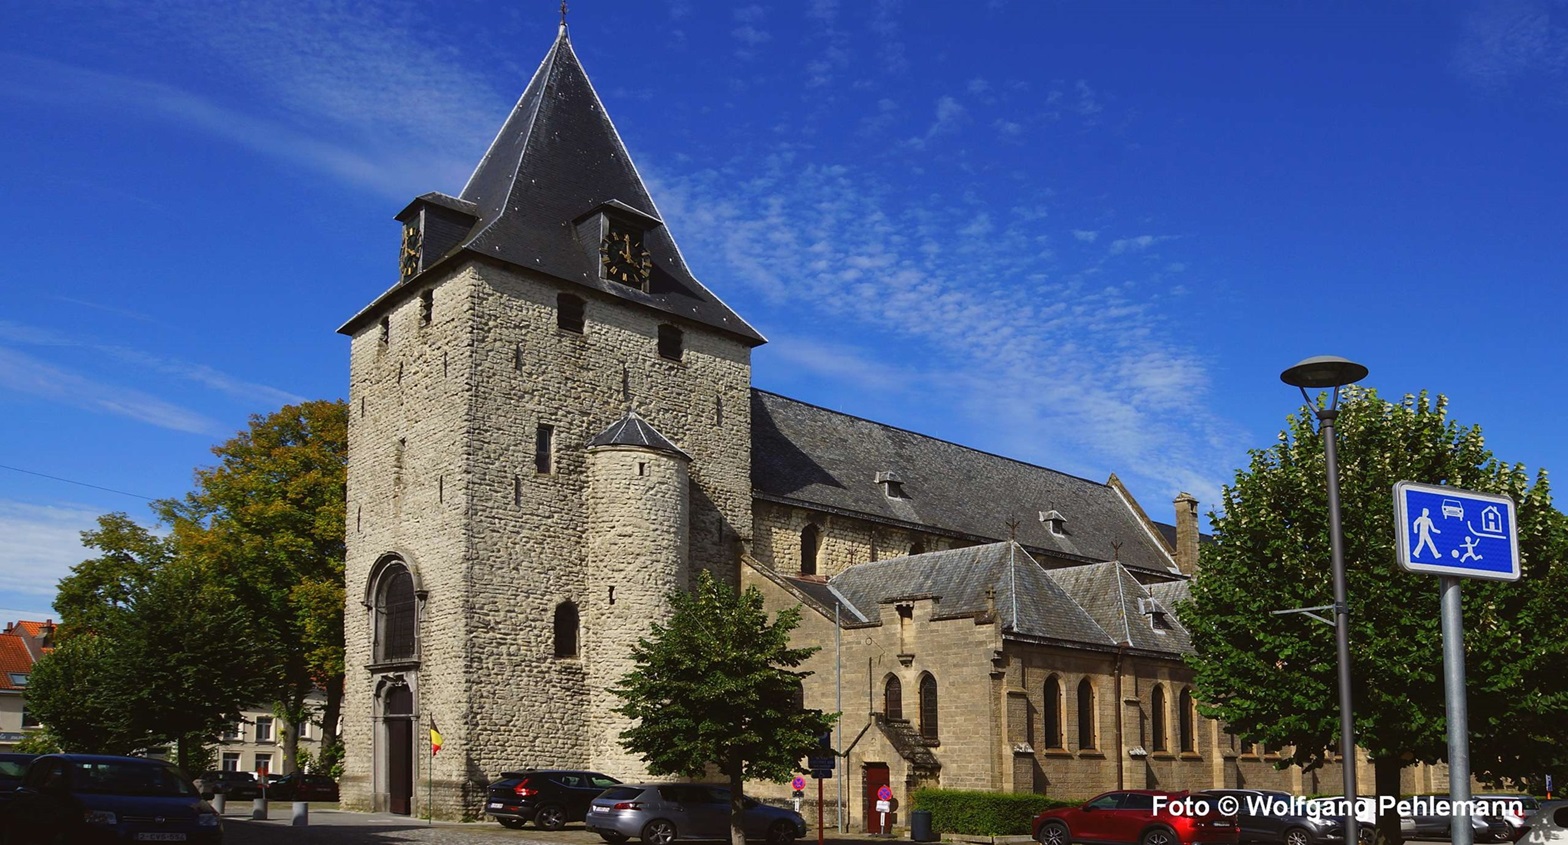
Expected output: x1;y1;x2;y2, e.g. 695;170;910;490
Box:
430;720;443;756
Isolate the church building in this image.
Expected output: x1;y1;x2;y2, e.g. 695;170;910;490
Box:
337;23;1362;824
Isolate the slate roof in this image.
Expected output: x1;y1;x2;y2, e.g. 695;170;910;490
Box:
821;542;1190;656
1050;562;1192;656
751;390;1178;575
587;409;690;459
0;634;33;691
341;27;763;344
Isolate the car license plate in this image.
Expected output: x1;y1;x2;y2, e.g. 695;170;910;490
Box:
590;806;607;813
135;835;187;842
489;802;504;809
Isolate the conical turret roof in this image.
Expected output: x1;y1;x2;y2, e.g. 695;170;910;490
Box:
587;409;690;460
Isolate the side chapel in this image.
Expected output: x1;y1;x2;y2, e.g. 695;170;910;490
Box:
338;21;1372;824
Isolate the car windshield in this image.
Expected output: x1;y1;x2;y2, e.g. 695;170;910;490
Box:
72;761;196;797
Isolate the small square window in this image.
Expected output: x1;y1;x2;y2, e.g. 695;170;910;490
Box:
658;324;683;361
558;293;585;333
256;716;274;743
222;753;241;772
7;673;27;687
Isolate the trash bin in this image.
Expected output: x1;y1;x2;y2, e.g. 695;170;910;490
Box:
910;809;936;842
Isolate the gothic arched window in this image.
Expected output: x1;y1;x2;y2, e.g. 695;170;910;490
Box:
1151;684;1168;752
884;675;903;720
1043;675;1063;749
373;561;417;663
800;524;820;575
554;601;579;658
1077;678;1097;750
918;673;939;742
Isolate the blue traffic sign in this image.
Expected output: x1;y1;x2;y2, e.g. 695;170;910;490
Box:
1394;482;1519;581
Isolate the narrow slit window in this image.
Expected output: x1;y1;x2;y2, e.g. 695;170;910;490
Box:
535;424;555;474
419;289;432;326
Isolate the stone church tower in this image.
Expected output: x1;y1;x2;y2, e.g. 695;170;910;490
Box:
337;23;764;818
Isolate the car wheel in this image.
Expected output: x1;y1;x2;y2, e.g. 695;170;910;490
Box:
643;819;678;845
535;804;568;831
1141;826;1176;845
1039;821;1070;845
1357;826;1376;845
601;835;630;845
767;820;798;845
499;818;527;829
1284;827;1312;845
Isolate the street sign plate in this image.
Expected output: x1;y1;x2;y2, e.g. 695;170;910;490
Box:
1394;482;1520;581
811;768;832;780
807;755;835;771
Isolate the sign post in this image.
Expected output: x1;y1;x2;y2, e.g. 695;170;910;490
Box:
1395;482;1520;845
876;785;893;836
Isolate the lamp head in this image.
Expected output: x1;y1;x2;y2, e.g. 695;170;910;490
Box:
1281;356;1368;389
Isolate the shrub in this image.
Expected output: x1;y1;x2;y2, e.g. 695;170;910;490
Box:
911;788;1078;836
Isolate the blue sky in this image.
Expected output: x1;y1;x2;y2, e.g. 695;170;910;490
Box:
4;0;1566;623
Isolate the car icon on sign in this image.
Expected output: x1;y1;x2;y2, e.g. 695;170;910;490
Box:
1442;499;1464;519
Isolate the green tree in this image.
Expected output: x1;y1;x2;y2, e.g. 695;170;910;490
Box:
1184;389;1568;840
614;570;837;845
29;514;273;768
156;399;348;769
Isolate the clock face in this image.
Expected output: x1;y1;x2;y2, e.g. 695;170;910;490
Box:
600;227;651;287
400;224;422;280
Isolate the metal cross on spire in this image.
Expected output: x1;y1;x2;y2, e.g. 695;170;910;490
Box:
560;1;569;28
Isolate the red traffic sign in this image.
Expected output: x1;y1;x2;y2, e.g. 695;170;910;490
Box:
877;785;893;801
791;776;806;791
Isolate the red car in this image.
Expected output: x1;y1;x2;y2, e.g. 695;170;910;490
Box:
1034;790;1240;845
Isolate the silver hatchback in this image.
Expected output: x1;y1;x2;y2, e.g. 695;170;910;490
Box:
586;783;807;845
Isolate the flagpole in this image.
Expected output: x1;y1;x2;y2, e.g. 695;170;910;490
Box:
428;717;435;826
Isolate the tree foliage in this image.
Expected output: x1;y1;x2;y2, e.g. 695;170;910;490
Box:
155;399;348;763
614;570;837;845
1184;389;1568;795
28;514;273;769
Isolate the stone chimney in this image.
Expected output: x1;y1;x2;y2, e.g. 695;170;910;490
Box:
1174;493;1199;575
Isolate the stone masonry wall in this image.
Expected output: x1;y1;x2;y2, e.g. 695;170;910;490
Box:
585;444;689;780
454;261;752;814
343;267;478;816
752;501;965;578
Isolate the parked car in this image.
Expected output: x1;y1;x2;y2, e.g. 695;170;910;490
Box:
1401;795;1512;842
586;783;806;845
195;769;262;801
485;768;622;830
1033;790;1239;845
0;753;37;810
1196;789;1343;845
1521;802;1568;845
0;753;222;843
268;772;340;802
1475;794;1540;841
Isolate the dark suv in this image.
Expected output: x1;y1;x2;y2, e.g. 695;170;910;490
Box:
1196;789;1343;845
485;769;622;830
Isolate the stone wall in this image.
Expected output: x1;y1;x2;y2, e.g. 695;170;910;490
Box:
752;501;964;579
344;258;753;820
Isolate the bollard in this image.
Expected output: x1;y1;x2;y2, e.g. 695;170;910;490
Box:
212;793;225;815
252;798;268;820
292;801;309;826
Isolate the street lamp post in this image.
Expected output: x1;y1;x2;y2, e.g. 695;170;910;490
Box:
1281;355;1369;845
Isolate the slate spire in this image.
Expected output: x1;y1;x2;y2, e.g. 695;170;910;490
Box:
454;25;764;344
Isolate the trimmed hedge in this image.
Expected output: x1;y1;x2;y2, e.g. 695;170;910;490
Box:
911;788;1079;836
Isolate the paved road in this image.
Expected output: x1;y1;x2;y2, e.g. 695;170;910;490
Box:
221;806;891;845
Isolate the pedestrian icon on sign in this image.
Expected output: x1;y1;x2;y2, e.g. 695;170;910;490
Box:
1411;507;1441;559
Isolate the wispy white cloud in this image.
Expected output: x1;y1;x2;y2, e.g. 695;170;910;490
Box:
1452;0;1568;92
0;321;302;409
1073;229;1100;243
0;347;224;436
1109;234;1177;255
646;151;1236;502
0;500;106;606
